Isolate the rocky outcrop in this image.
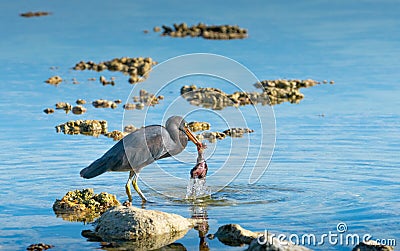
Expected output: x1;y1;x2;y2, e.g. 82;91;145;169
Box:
123;89;164;110
94;206;193;240
82;206;194;250
352;240;394;251
55;119;107;137
160;23;248;40
45;75;62;85
92;99;118;109
71;105;87;115
26;243;54;250
210;224;312;251
55;102;72;113
73;57;156;84
181;79;334;109
53;188;120;223
20;11;51;18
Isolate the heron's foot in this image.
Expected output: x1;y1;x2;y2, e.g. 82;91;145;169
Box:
122;200;132;207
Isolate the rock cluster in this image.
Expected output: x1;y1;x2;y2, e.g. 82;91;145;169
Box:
73;57;157;84
71;105;87;115
160;23;248;40
92;99;118;109
188;121;210;132
124;124;139;133
181;79;333;109
46;101;88;115
53;188;120;222
55;119;127;140
104;130;125;141
55;119;107;137
185;121;253;142
196;128;254;143
26;243;54;251
181;85;262;110
55;102;72;113
82;206;193;250
196;131;225;143
20;11;51;18
43;108;54;114
75;99;86;105
45;75;62;85
123;89;163;110
223;128;254;137
99;76;115;86
254;79;330;105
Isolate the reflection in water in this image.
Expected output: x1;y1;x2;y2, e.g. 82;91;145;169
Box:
190;203;210;251
82;229;189;251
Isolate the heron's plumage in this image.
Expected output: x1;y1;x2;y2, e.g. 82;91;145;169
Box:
80;116;189;179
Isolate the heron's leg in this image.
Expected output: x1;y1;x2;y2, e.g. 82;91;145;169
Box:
125;171;135;203
132;173;148;203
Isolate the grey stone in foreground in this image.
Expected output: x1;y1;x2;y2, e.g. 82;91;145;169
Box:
211;224;312;251
83;206;194;250
352;240;394;251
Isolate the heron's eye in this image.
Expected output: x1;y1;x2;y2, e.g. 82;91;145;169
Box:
183;122;188;127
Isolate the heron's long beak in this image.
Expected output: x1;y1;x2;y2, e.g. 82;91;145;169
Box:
184;127;202;148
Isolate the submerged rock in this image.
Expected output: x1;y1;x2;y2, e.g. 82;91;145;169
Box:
352;240;394;251
211;224;311;250
212;224;258;246
181;79;334;109
104;130;126;141
123;124;139;133
196;131;226;143
99;75;115;86
160;22;248;40
188;121;210;132
43;108;54;114
55;119;107;137
71;105;87;115
82;206;193;250
195;128;253;143
20;11;51;18
92;99;118;109
73;57;157;84
26;243;54;250
53;188;120;222
223;128;254;137
55;119;127;140
254;79;333;105
45;75;62;85
75;99;86;105
123;89;163;110
55;102;72;113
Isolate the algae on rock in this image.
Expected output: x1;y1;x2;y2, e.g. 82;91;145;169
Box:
53;188;120;222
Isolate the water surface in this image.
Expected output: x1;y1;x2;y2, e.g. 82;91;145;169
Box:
0;1;399;250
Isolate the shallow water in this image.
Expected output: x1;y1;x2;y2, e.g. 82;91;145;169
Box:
1;1;400;250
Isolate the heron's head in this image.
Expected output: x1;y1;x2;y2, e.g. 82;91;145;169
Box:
170;116;203;149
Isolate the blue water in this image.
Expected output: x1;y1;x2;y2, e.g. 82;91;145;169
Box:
1;1;399;250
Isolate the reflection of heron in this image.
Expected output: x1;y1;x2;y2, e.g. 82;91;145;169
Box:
191;204;210;251
80;116;202;203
